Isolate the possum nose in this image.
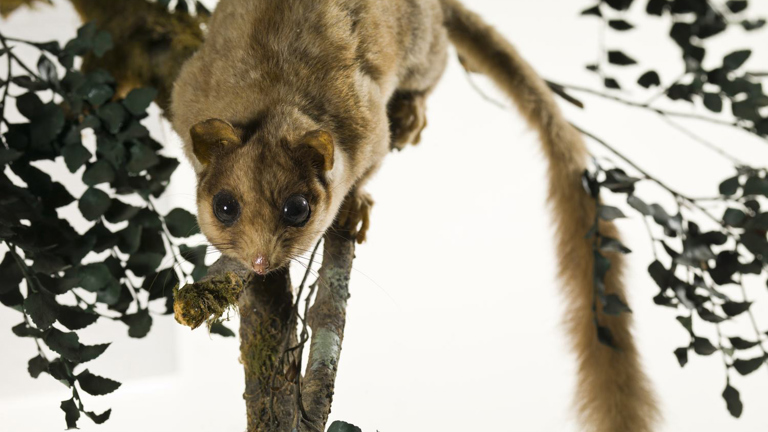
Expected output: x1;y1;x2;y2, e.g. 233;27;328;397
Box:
252;255;270;275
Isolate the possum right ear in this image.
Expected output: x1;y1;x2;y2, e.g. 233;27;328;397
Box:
189;118;241;165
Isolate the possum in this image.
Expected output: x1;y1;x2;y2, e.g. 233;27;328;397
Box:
170;0;660;430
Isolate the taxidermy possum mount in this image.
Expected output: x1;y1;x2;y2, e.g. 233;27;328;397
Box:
171;0;659;430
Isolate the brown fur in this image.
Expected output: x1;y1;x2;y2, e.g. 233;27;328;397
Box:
439;1;660;430
171;0;658;429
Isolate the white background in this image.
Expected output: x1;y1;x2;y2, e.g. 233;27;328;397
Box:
1;0;768;431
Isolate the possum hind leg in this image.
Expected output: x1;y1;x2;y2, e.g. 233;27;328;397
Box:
387;91;428;150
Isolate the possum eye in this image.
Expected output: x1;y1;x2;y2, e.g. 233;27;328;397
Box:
212;191;241;226
282;194;311;227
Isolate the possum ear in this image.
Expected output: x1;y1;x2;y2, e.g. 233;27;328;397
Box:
299;130;334;171
189;119;241;165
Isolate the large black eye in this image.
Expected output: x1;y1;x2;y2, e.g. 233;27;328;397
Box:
212;191;241;226
282;194;311;227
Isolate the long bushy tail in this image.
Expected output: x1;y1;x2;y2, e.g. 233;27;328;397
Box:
439;1;659;430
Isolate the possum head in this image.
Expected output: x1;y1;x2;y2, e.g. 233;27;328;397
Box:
190;115;341;275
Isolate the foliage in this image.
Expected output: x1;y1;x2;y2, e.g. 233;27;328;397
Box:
0;22;223;428
575;0;768;419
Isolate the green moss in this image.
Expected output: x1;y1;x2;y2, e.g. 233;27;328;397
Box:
173;271;244;330
240;316;281;388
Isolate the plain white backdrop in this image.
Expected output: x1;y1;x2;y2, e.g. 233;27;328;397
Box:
1;0;768;431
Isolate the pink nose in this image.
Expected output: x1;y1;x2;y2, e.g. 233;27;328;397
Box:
252;255;270;275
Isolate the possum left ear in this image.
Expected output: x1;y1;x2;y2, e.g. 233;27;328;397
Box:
299;130;334;171
189;118;241;165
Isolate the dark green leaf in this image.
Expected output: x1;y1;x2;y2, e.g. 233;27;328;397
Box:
742;19;766;31
209;322;236;337
647;0;667;15
743;176;768;196
723;50;751;70
61;398;80;430
121;308;152;338
602;168;640;193
126;142;160;173
676;315;693;333
16;92;44;120
96;102;127;134
96;279;122;305
78;263;112;292
79;187;111;221
92;31;113;57
37;54;59;86
608;19;634;30
61;142;92;173
126;252;163;277
31;253;68;274
44;328;81;362
723;384;743;418
674;347;688;367
726;1;748;13
0;148;23;165
729;337;760;350
104;199;141;223
604;77;621;89
627;195;652;216
57;306;99;331
600;237;632;254
165;208;200;237
327;421;363;432
598;205;626;221
693;337;717;355
608;50;638;66
581;5;602;16
85;84;114;107
703;93;723;113
28;355;49;378
79;343;110;363
122;87;158;116
12;322;44;338
723;208;746;227
77;369;121;396
596;325;616;348
697;306;726;323
82;160;116;186
603;294;632;315
733;355;766;376
638;71;661;88
719;176;740;196
47;359;73;387
605;0;634;11
24;289;59;330
12;76;49;91
117;224;142;254
648;260;671;289
722;301;751;317
84;409;111;424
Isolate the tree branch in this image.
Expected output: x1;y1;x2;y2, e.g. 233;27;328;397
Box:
174;226;356;432
302;228;356;430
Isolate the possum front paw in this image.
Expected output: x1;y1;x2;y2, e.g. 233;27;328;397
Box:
337;191;374;244
388;92;428;151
